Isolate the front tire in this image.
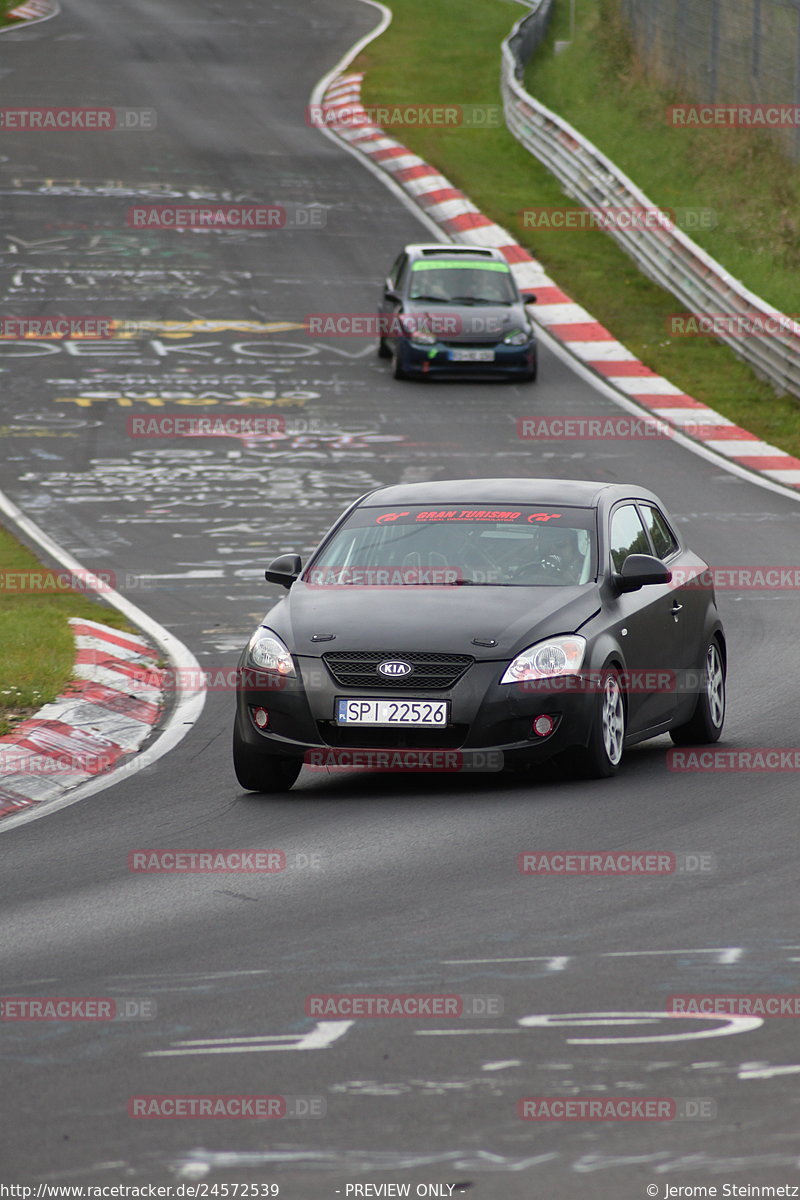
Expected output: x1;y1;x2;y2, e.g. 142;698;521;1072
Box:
233;727;301;793
392;349;409;380
670;639;726;745
377;337;392;359
559;671;626;779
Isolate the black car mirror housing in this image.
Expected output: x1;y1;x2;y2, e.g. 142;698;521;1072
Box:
265;553;302;589
615;553;672;593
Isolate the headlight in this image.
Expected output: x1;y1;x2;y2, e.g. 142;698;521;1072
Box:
409;328;437;345
503;328;531;346
246;627;296;676
500;634;586;684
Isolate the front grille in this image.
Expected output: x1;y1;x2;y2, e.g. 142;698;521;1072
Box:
318;722;467;749
322;650;474;690
440;338;501;348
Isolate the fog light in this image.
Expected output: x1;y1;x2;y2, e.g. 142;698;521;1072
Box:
251;706;269;729
532;714;555;737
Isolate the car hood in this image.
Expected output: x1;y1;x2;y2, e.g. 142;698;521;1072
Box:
405;301;531;343
263;582;601;659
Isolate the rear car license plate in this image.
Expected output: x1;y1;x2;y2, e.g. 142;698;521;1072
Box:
336;698;448;726
450;348;495;362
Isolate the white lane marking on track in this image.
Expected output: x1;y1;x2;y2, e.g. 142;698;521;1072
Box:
738;1063;800;1078
443;955;570;969
144;1021;353;1056
602;947;744;964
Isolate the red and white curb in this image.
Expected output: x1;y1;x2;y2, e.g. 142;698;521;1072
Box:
0;618;165;820
2;0;59;28
319;70;800;492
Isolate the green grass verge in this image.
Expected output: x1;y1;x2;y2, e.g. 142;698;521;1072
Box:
0;522;134;736
358;0;800;459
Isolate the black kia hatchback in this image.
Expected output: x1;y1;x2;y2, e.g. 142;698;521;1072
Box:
233;479;726;792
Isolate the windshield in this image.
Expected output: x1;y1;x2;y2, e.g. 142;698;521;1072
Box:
305;505;597;587
408;262;518;305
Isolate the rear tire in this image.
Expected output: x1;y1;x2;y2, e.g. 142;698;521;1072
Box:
233;727;301;793
558;671;625;779
670;639;725;745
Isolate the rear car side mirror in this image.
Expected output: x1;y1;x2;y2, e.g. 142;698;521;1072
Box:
265;553;302;589
615;553;672;593
521;291;537;303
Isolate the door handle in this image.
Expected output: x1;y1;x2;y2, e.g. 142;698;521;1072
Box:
671;601;683;614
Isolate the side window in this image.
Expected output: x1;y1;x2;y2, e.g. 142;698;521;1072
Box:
609;504;650;573
387;254;405;290
396;256;411;293
640;504;679;560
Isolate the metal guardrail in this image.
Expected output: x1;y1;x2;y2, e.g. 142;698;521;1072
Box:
501;0;800;398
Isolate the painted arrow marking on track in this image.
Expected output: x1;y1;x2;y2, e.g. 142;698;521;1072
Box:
144;1020;352;1056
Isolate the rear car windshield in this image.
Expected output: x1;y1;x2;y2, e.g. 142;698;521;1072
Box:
408;262;518;305
304;505;597;587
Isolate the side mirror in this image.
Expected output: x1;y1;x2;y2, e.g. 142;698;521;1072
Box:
615;553;672;593
265;553;302;589
521;291;537;304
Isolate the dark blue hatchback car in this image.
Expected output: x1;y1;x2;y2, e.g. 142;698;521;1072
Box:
377;243;538;381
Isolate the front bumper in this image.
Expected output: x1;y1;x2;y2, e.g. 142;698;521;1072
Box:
398;338;536;377
235;657;595;770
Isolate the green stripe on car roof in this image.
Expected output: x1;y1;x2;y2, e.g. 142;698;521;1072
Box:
411;260;510;271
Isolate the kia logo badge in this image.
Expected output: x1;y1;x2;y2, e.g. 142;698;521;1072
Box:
377;659;413;678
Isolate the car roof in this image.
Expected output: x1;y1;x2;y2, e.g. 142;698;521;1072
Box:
403;243;507;263
357;478;664;508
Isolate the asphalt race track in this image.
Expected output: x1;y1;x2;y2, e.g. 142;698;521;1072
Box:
1;0;800;1195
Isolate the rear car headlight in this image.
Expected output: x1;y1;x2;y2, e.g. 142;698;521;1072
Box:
246;628;296;676
503;328;531;346
500;635;586;684
409;328;437;345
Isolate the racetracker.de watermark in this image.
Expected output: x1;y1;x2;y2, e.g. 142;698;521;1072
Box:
668;103;800;127
305;565;462;586
0;750;116;776
126;204;325;229
0;316;114;339
511;669;709;694
126;414;285;438
519;206;717;232
304;313;499;337
667;749;800;772
667;313;800;337
128;849;286;873
518;1097;717;1120
0;997;156;1020
305;994;502;1018
128;1095;325;1119
307;103;502;128
517;851;716;875
303;749;504;773
517;416;673;440
0;107;156;131
668;994;800;1016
